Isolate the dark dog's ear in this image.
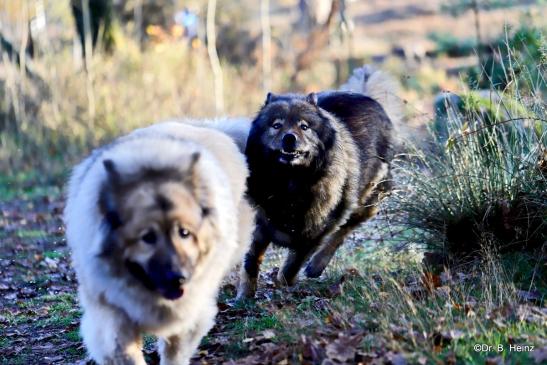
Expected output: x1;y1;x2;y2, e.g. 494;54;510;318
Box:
306;92;318;106
264;92;276;106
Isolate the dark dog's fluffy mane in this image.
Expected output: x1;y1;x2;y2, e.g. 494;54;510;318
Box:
246;91;388;240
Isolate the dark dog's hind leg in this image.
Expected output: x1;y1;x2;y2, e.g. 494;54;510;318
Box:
305;205;379;278
306;173;391;278
237;239;270;299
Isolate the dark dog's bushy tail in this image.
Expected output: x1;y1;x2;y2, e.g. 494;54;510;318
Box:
339;65;405;141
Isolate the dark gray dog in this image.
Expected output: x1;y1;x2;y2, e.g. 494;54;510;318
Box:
238;67;401;298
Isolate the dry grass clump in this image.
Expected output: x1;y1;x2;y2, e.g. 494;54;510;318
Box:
387;46;546;259
0;37;267;173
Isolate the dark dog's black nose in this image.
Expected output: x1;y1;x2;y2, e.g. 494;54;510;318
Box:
282;133;297;152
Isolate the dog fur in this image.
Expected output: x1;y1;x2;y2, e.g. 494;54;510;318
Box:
237;67;400;298
64;121;255;365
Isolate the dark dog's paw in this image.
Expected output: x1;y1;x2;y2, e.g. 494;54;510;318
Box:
275;270;297;287
236;275;257;300
305;260;328;278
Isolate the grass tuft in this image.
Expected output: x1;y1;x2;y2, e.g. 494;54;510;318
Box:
388;42;546;259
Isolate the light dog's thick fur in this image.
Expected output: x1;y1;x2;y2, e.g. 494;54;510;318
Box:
65;122;254;365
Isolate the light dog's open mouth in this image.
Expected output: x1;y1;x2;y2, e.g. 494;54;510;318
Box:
126;260;186;300
159;286;184;300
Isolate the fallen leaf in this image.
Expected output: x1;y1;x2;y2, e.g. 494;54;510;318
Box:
532;346;547;364
517;289;541;303
262;329;275;339
325;332;362;363
385;351;407;365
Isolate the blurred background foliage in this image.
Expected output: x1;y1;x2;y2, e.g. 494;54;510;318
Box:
0;1;545;178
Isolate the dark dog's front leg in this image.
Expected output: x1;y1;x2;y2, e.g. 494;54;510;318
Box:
276;247;314;286
237;238;270;299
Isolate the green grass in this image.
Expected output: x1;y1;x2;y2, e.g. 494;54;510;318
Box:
15;229;48;239
0;171;64;202
229;314;283;336
64;330;81;342
43;250;66;260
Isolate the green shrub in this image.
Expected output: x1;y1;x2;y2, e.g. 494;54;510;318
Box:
466;23;546;91
428;32;477;57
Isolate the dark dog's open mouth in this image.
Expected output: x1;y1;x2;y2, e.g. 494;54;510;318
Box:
278;150;306;164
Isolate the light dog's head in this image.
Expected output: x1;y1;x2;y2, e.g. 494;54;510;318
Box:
247;92;336;169
98;153;215;300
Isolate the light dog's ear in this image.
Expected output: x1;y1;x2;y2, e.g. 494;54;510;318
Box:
186;152;211;216
103;159;121;184
306;92;318;106
100;159;123;229
188;152;200;171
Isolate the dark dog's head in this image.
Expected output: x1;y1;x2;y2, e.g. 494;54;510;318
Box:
247;92;336;169
98;154;215;300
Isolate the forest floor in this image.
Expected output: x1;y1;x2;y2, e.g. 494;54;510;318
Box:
0;175;545;365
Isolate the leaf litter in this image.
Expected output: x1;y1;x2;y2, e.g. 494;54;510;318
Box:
1;190;545;364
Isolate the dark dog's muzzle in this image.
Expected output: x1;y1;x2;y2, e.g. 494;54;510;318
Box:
282;133;298;153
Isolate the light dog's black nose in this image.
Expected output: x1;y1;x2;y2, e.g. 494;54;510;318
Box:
282;133;297;152
165;270;185;288
159;270;186;300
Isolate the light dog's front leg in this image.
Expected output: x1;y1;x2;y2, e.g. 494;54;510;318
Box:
158;306;217;365
80;298;145;365
237;237;270;299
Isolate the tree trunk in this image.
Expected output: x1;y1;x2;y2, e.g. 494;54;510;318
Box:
207;0;224;114
290;0;340;86
134;0;143;50
261;0;272;93
472;0;483;72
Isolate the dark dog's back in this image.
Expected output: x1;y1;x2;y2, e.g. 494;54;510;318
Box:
318;92;392;163
317;92;393;194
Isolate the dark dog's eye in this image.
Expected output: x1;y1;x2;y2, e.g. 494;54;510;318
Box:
300;124;309;131
271;122;282;129
178;227;190;239
141;230;157;245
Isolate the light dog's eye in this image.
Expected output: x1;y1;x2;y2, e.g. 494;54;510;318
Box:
178;227;191;239
141;229;157;245
300;124;309;131
271;122;282;129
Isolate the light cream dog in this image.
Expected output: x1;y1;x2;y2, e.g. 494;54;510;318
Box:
64;121;255;365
